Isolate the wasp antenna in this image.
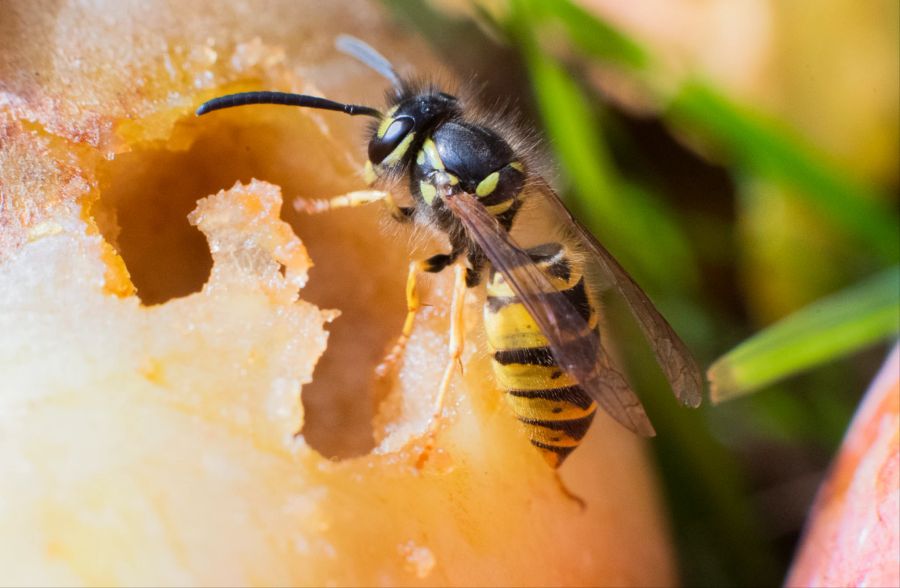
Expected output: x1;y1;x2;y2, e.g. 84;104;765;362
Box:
195;91;382;118
335;34;402;90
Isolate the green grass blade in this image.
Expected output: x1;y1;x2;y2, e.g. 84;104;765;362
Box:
509;0;696;293
668;81;900;263
605;296;782;585
709;266;900;402
511;0;899;263
537;0;652;70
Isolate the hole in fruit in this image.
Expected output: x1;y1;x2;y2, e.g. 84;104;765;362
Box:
96;146;214;305
94;104;409;459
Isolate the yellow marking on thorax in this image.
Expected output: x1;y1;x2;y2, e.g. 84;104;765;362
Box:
419;181;437;205
422;138;444;170
485;199;515;216
476;171;500;196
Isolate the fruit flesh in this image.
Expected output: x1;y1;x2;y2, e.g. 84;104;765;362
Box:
0;1;676;585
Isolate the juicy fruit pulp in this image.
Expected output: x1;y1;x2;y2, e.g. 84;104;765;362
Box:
0;1;675;585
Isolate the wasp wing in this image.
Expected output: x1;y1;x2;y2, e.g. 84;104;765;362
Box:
528;178;704;408
443;190;656;436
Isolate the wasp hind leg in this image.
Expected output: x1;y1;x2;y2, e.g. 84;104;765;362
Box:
416;263;467;468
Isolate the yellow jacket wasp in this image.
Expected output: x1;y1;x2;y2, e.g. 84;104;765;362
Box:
197;35;702;468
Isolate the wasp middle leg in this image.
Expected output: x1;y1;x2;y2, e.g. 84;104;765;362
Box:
375;249;461;379
415;262;467;468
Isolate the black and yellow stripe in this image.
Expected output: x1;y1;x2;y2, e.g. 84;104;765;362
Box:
484;243;599;467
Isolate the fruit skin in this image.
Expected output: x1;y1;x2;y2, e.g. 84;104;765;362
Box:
0;1;677;585
787;346;900;587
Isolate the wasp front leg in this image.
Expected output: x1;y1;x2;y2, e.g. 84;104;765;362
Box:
293;189;413;221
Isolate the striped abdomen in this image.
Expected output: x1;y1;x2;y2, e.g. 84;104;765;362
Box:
483;243;599;467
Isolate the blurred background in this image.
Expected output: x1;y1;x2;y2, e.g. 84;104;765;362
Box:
378;1;898;585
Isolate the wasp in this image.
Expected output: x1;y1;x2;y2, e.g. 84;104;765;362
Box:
197;36;703;468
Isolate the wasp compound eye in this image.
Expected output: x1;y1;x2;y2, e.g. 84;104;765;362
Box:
369;116;415;165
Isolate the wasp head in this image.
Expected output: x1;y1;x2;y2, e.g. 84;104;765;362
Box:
365;91;460;184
